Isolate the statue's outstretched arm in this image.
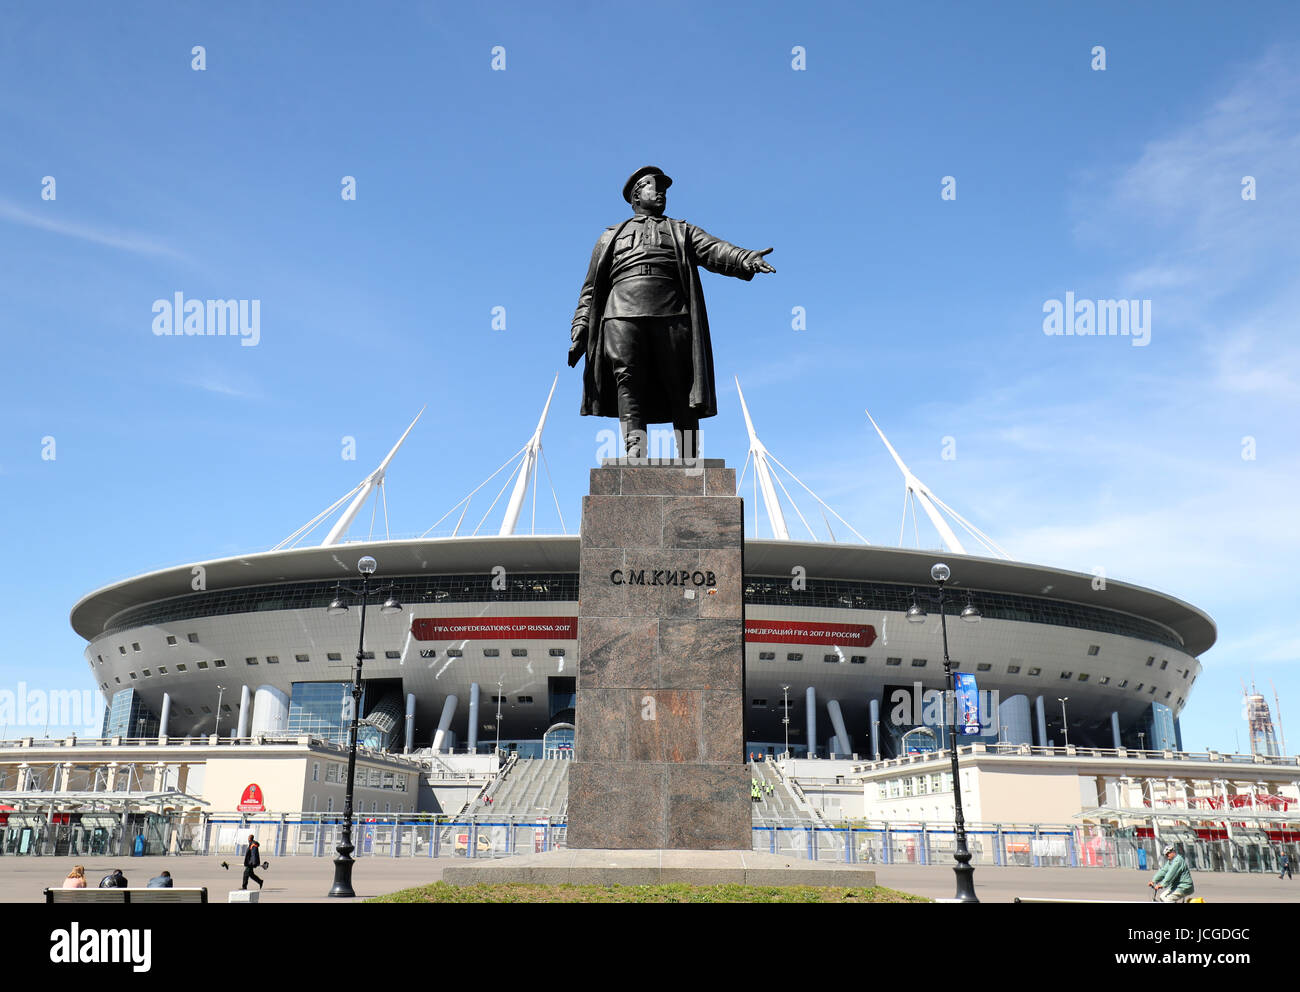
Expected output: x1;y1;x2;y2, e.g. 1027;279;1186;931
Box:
688;225;775;279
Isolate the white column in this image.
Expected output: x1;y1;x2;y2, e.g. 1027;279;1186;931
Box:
432;695;459;753
404;693;416;754
805;687;817;758
826;699;851;757
467;683;481;752
236;685;251;738
249;685;289;735
159;692;172;737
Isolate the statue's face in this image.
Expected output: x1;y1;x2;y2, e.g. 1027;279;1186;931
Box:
631;177;666;215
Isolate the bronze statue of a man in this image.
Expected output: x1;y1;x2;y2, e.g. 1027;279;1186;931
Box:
568;166;774;459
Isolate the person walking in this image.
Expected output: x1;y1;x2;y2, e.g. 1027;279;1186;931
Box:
241;834;264;891
63;865;87;889
1149;845;1195;902
1280;852;1293;880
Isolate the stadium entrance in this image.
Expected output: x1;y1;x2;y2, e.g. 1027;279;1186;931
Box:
542;723;574;760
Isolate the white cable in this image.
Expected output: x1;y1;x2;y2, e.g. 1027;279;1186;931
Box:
382;479;391;541
420;444;528;538
768;462;817;540
765;451;869;543
540;449;568;534
272;485;362;550
530;444;540;535
898;483;909;548
736;448;754;492
474;458;526;536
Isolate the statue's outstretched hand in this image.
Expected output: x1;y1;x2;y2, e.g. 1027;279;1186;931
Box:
747;247;775;274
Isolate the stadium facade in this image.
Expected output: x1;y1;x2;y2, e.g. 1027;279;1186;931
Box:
70;411;1215;763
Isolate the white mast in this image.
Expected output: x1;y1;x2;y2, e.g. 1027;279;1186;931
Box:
320;407;425;547
865;408;967;555
736;378;790;540
500;374;558;536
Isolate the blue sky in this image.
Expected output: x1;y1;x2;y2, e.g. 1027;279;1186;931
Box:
1;2;1297;752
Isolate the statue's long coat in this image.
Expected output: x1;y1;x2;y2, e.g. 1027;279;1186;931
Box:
571;217;756;424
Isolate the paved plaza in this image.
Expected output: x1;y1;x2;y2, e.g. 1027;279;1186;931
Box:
1;854;1296;903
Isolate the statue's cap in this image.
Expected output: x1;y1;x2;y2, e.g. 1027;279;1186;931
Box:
623;166;673;203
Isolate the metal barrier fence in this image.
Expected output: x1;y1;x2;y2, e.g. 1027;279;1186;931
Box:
201;816;565;860
4;811;1295;874
749;824;1077;867
747;822;1299;872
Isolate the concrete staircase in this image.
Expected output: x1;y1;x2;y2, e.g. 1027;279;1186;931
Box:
470;758;569;819
751;761;825;827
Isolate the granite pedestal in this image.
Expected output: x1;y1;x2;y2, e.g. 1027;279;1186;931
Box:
441;849;878;888
566;458;750;851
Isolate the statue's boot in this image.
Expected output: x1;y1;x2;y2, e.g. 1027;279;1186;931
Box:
673;418;699;461
621;419;647;459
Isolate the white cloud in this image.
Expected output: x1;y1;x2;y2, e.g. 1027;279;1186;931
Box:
184;375;259;400
1212;627;1300;667
0;198;183;259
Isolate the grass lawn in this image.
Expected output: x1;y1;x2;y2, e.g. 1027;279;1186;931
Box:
370;882;929;903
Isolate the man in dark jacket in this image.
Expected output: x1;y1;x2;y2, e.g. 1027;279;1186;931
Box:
241;834;264;890
98;868;128;888
569;166;774;459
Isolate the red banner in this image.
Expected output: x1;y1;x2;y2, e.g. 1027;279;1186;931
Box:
411;617;873;646
745;620;877;647
237;783;265;812
411;617;578;641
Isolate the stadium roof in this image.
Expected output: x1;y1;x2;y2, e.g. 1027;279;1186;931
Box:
71;536;1215;656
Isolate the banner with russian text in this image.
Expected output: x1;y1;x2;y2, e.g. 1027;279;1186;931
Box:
411;617;578;640
744;620;877;647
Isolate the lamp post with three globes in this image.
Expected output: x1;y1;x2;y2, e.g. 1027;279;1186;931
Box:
324;555;402;898
907;562;981;903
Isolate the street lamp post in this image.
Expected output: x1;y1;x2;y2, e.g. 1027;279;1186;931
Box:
1059;697;1070;748
781;684;791;759
907;562;981;903
214;685;226;738
494;677;504;764
325;555;401;898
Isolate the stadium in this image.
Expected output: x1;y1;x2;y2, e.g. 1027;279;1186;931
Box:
69;383;1215;762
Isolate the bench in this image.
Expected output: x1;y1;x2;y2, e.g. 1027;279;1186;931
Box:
1014;897;1147;903
44;887;208;904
